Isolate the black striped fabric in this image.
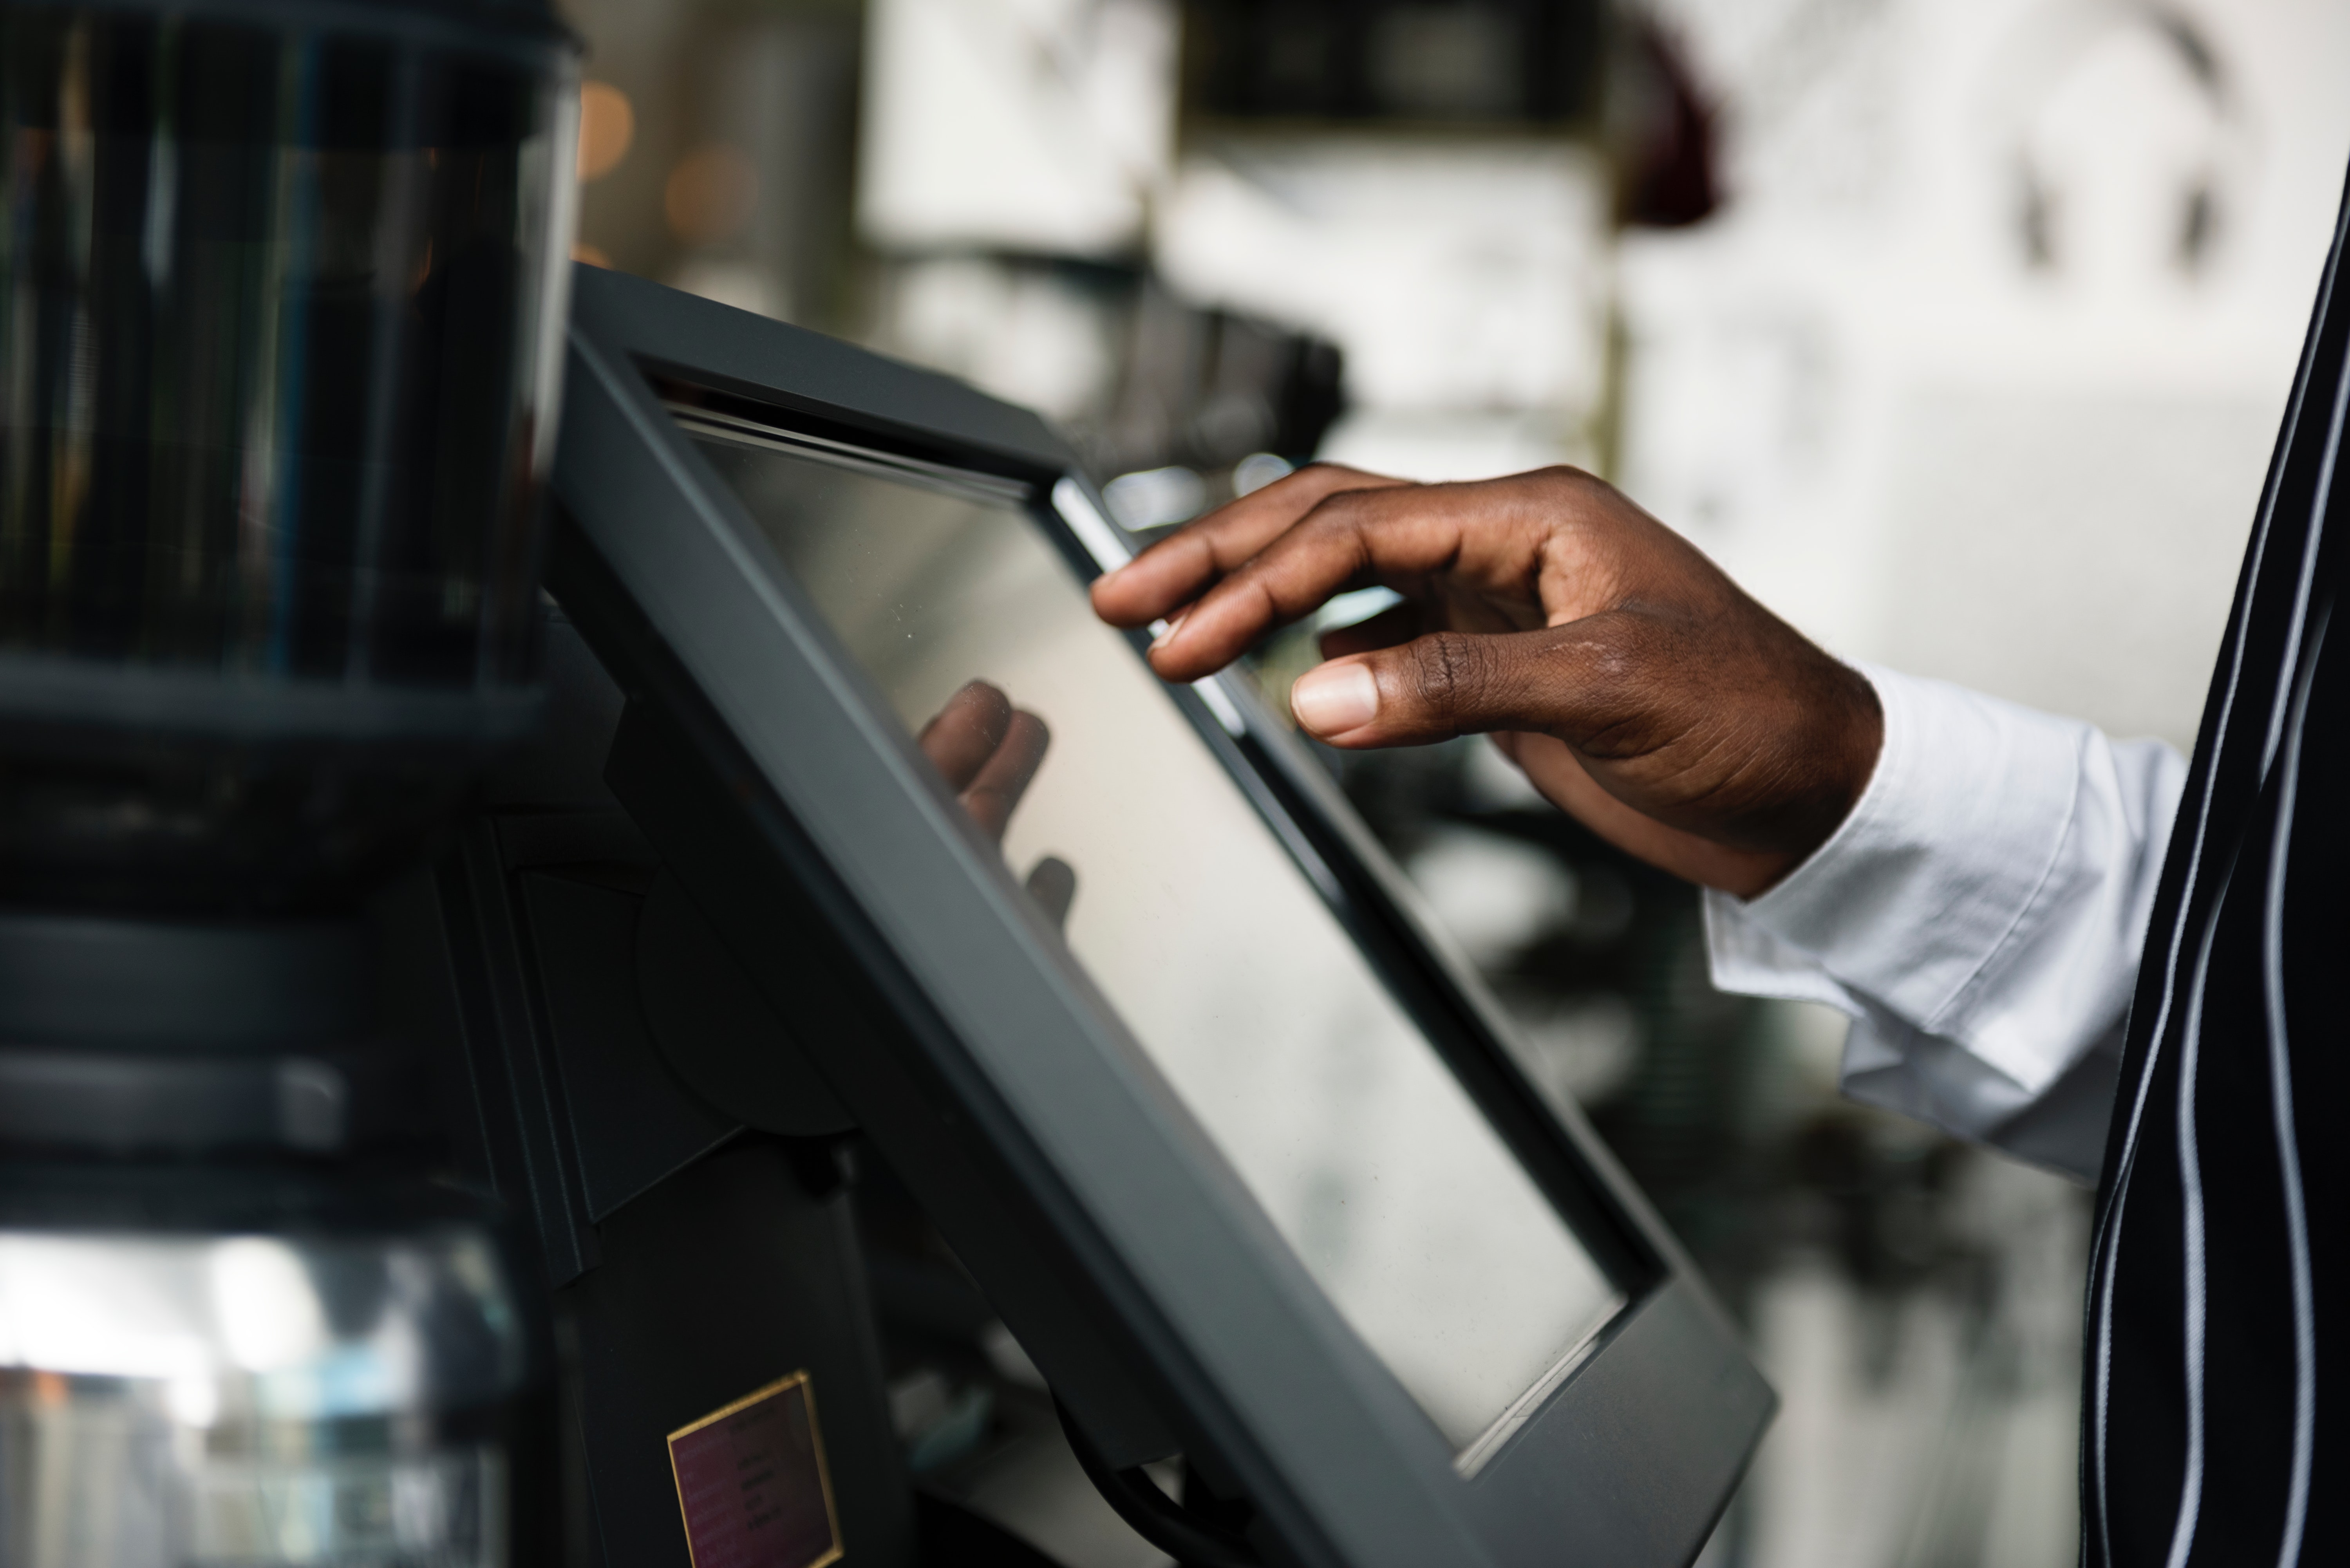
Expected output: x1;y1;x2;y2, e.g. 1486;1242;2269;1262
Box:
2084;169;2350;1567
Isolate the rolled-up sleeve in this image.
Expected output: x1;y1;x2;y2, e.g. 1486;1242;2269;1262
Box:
1703;663;2186;1182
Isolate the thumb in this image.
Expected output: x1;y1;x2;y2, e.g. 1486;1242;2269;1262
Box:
1289;628;1584;747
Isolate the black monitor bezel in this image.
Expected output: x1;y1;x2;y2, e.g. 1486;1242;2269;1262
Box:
553;263;1773;1568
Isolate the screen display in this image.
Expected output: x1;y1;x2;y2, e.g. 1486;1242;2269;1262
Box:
680;414;1622;1457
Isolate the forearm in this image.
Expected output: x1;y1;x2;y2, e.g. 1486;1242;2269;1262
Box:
1704;664;2186;1180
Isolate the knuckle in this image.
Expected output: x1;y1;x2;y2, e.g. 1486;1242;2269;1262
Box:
1410;630;1494;728
1231;503;1372;609
1292;505;1360;555
1300;495;1381;565
1524;463;1611;518
1301;482;1381;528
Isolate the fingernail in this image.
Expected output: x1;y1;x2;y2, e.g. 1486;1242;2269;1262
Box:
1149;611;1187;651
1291;663;1378;736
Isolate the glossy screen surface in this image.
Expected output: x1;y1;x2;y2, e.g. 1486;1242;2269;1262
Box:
684;420;1621;1454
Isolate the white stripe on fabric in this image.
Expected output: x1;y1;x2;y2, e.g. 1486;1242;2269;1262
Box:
2264;603;2328;1568
2162;877;2230;1568
2261;349;2350;779
2092;1144;2139;1565
2090;184;2350;1565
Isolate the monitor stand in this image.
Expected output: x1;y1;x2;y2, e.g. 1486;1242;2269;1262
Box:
380;612;1095;1568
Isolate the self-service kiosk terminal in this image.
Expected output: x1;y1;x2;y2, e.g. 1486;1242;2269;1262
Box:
398;265;1773;1568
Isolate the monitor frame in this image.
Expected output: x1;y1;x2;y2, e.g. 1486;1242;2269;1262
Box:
551;264;1773;1568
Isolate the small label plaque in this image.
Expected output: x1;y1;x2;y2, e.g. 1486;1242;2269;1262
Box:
668;1371;842;1568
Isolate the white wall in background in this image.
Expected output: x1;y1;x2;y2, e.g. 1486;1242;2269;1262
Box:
858;0;1177;257
1620;0;2350;748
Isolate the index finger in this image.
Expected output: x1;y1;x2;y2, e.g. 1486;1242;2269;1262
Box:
1089;462;1410;629
1142;481;1534;682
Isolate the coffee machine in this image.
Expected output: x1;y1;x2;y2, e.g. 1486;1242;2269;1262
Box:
0;2;579;1562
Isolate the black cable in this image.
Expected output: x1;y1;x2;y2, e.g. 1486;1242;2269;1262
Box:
1053;1396;1262;1568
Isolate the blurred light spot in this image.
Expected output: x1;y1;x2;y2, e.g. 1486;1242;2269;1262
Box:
889;1368;949;1440
1311;585;1403;633
1404;824;1576;970
571;242;612;269
665;143;759;246
0;1237;212;1381
1104;465;1205;530
211;1238;327;1373
165;1372;219;1428
576;80;634;182
980;1321;1047;1389
1514;993;1643;1106
1233;451;1295;495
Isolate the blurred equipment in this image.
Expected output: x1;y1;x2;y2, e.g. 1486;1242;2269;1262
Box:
1160;2;1618;483
1182;0;1606;125
1153;136;1612;481
0;1;578;1562
869;256;1344;517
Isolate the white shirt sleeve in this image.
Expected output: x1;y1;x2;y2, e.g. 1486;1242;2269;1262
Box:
1701;663;2187;1183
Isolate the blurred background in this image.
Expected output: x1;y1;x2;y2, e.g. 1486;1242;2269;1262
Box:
551;2;2350;1564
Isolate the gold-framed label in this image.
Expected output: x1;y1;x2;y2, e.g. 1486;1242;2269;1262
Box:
667;1370;843;1568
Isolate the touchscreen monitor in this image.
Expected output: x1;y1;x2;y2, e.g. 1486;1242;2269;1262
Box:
673;407;1624;1465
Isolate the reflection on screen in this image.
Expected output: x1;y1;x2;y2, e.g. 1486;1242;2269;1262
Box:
684;420;1622;1456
